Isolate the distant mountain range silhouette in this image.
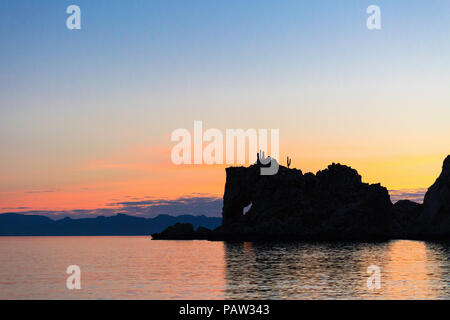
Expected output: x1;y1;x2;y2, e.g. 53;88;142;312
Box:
0;213;221;236
153;155;450;241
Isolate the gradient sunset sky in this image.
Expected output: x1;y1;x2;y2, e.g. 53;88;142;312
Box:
1;0;449;217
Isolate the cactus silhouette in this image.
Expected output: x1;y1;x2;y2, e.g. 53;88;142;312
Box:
287;156;291;168
258;150;271;165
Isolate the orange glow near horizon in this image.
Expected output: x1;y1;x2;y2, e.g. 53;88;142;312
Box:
0;146;447;214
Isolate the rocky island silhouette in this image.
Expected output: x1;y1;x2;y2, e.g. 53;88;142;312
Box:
152;155;450;241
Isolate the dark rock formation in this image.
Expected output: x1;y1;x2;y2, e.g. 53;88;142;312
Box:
219;162;392;240
390;200;423;238
153;156;450;241
151;223;213;240
422;156;450;237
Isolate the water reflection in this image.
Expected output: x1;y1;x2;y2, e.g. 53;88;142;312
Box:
1;237;450;299
224;240;450;299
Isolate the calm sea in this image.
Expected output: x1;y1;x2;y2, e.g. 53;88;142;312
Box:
1;237;450;299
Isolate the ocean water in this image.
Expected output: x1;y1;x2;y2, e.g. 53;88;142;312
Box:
1;236;450;299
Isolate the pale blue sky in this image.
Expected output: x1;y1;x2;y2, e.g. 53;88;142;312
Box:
0;1;449;212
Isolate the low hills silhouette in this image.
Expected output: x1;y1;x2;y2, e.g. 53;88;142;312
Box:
0;213;221;236
152;155;450;240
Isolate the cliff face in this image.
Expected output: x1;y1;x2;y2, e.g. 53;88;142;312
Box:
220;163;392;240
422;156;450;236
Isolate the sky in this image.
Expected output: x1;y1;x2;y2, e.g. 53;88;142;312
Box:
0;0;449;217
